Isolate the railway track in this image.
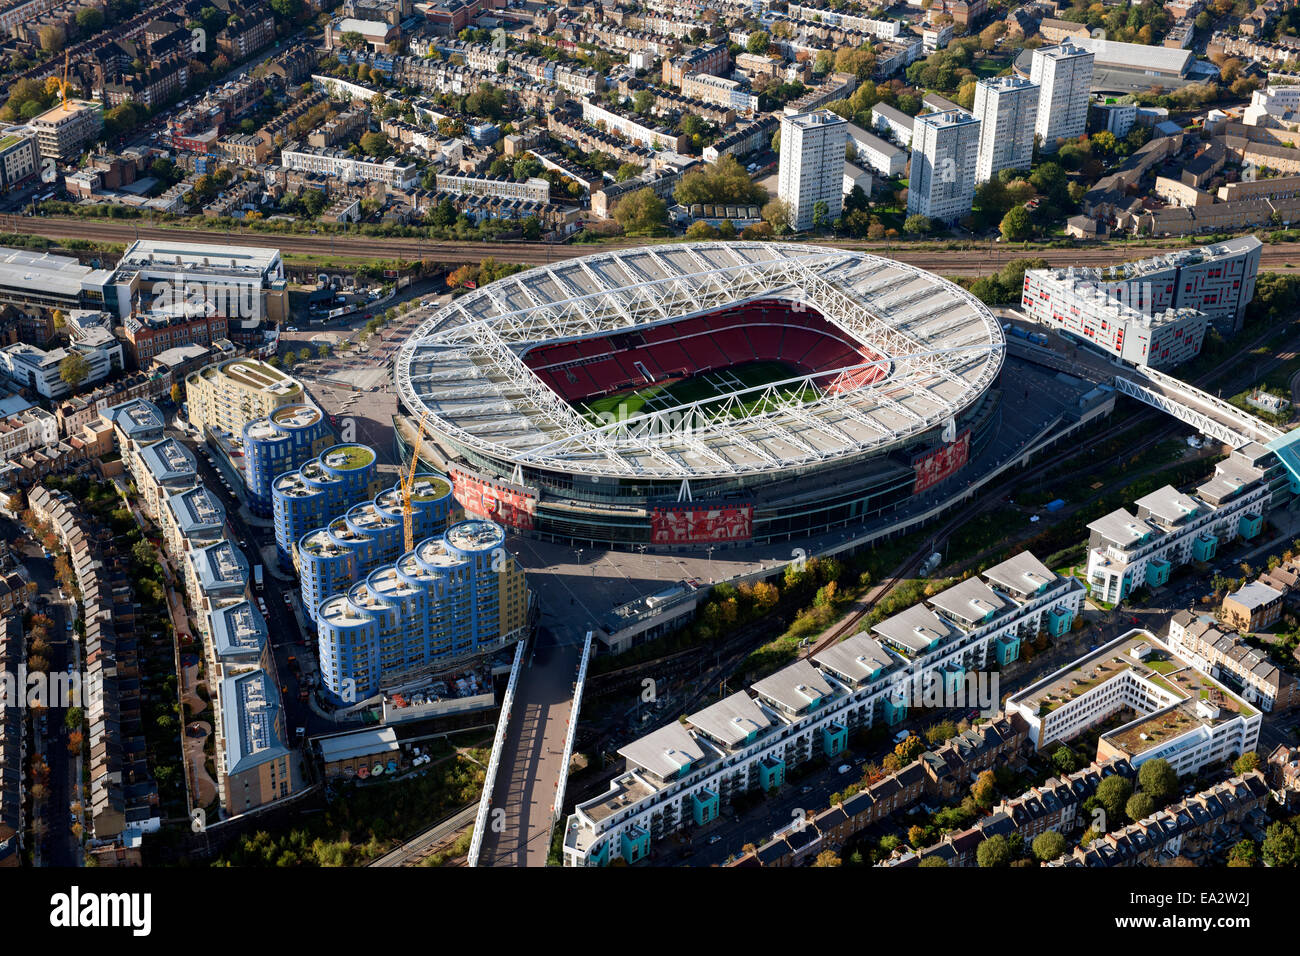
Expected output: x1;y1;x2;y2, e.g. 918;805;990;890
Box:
10;216;1300;275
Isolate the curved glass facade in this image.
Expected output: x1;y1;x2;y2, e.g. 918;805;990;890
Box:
296;473;455;626
242;403;331;517
271;443;380;567
315;519;527;705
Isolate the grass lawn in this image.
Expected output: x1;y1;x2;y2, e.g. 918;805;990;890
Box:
577;360;815;422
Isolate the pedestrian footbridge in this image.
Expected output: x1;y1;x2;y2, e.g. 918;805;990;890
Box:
1113;365;1300;494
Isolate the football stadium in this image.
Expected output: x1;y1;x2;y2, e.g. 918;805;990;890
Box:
395;242;1006;549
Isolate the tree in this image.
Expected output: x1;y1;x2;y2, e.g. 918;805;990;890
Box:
132;539;154;566
971;769;996;808
75;7;103;32
746;30;770;54
633;89;656;115
1126;791;1157;822
903;214;932;235
685;221;719;240
612;188;668;236
59;352;90;389
812;199;830;231
1262;822;1299;867
359;131;391;158
1137;758;1178;804
1032;830;1067;862
1094;774;1133;823
170;383;182;405
1227;840;1258;868
1051;745;1078;775
976;834;1012;867
894;734;926;764
761;198;793;234
340;30;365;52
1000;205;1033;242
812;849;841;866
615;162;643;183
39;24;66;53
1233;751;1259;775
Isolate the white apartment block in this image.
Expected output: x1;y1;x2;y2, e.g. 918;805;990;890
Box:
580;98;684;151
923;22;954;52
0;338;120;400
434;172;550;203
564;551;1084;866
1085;451;1270;605
0;128;38;193
871;102;915;147
29;100;104;161
1030;42;1094;152
0;405;57;463
972;76;1039;183
680;72;760;115
1008;631;1261;779
907;108;979;223
778;110;847;232
1021;267;1209;367
1023;235;1263;346
280;145;418;188
845;123;907;178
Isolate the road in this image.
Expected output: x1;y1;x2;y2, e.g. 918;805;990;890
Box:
10;216;1300;274
167;414;326;739
475;628;579;867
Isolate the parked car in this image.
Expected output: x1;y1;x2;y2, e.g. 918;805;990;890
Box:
837;764;852;774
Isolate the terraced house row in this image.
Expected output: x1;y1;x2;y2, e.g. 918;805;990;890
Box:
27;485;159;846
734;712;1033;867
563;551;1084;866
882;755;1138;867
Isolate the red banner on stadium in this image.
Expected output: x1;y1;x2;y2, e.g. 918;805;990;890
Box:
912;429;971;494
650;504;753;544
450;468;537;531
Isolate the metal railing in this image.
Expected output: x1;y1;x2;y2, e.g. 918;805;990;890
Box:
553;632;593;824
466;638;527;867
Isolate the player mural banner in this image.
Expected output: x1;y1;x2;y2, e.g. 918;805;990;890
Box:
912;428;971;494
650;504;754;544
450;468;537;531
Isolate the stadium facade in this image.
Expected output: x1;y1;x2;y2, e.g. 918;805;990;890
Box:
395;243;1006;550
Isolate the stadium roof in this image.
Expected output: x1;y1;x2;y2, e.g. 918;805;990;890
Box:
395;243;1004;480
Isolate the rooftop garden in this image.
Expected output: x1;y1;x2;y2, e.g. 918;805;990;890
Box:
324;445;374;470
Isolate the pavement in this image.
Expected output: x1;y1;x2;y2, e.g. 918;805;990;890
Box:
475;629;580;867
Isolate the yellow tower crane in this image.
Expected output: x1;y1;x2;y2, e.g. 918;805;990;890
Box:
400;414;432;554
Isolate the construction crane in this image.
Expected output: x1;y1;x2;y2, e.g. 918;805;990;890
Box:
400;414;432;554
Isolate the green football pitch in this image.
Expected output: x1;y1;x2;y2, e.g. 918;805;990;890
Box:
577;361;819;423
